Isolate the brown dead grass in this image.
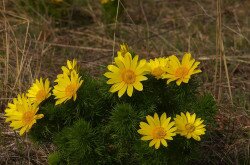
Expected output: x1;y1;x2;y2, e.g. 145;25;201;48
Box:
0;0;249;164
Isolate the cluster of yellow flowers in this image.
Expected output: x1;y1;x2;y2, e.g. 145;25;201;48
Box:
4;43;205;150
4;60;83;135
104;43;202;98
105;44;205;149
138;112;206;149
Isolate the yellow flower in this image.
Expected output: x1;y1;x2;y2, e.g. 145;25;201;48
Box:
4;94;44;135
104;52;148;97
62;59;78;74
26;78;51;105
117;43;129;57
148;57;169;79
100;0;110;4
162;53;202;85
174;112;206;141
53;71;83;105
51;0;63;3
138;113;177;149
56;59;78;81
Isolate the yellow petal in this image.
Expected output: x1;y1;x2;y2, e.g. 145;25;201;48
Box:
131;55;139;70
192;134;201;141
160;113;167;125
108;65;120;73
19;125;29;135
165;121;176;131
161;139;168;147
127;85;133;97
176;79;183;86
110;82;125;93
186;112;191;123
107;77;122;84
149;139;157;147
169;55;181;67
153;113;160;126
141;136;153;141
123;53;131;69
190;113;196;124
36;114;44;120
182;53;191;65
138;129;150;136
114;57;125;69
155;140;161;149
139;122;150;129
161;117;171;128
136;75;148;81
133;81;143;91
146;115;155;127
118;84;127;97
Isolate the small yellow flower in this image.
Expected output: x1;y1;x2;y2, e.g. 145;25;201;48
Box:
104;52;148;97
148;57;169;79
51;0;63;3
162;53;202;85
26;78;51;105
53;71;83;105
56;59;78;81
117;43;129;57
100;0;110;4
4;94;44;135
63;59;78;74
138;113;177;149
174;112;206;141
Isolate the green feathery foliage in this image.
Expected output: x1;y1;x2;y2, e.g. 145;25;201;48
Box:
101;0;124;23
48;152;62;165
26;52;217;164
29;74;114;142
16;0;91;27
54;119;101;164
29;72;217;164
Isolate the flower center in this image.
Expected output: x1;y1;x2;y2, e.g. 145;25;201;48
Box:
36;89;46;102
22;111;35;125
152;126;166;139
122;70;136;84
185;123;195;133
152;67;165;77
175;66;189;78
65;83;77;97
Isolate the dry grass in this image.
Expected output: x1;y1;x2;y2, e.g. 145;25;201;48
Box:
0;0;249;164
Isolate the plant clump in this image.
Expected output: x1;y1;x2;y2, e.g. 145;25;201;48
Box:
4;43;217;164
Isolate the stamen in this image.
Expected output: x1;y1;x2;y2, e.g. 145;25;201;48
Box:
152;126;166;139
122;70;136;84
175;67;189;78
36;90;46;102
65;83;77;97
185;123;195;133
22;111;35;125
